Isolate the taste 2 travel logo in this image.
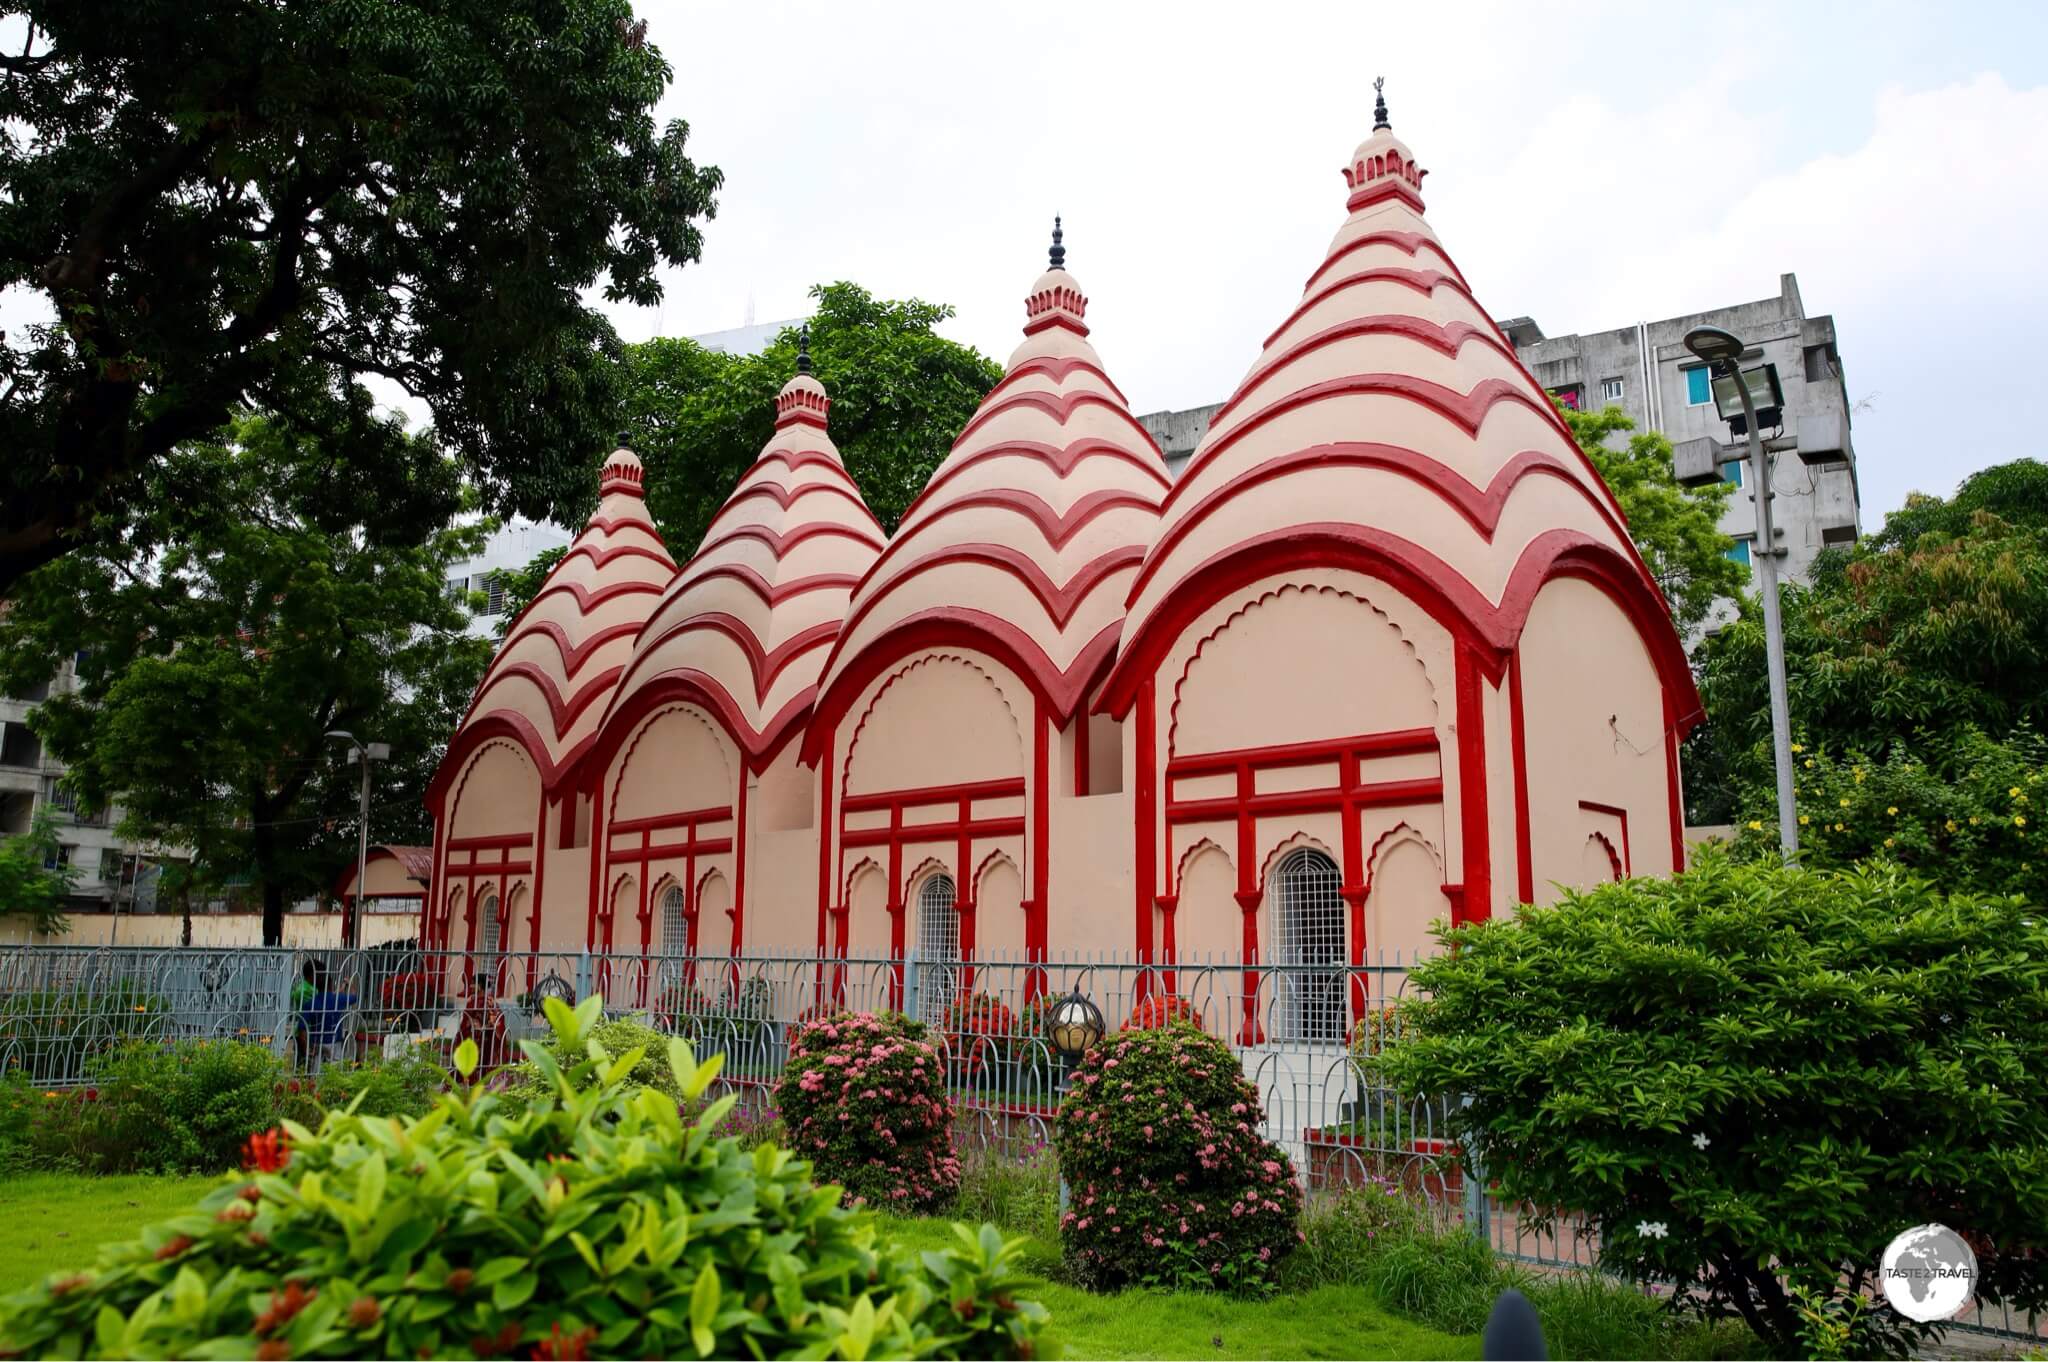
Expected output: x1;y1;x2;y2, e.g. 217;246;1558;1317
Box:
1880;1223;1978;1323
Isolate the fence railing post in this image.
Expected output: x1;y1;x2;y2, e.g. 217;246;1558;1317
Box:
1464;1144;1490;1245
576;951;593;1004
903;944;920;1025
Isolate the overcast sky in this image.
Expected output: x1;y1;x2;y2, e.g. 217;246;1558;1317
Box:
602;0;2048;524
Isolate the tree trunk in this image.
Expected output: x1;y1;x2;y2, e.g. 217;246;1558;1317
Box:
262;880;285;946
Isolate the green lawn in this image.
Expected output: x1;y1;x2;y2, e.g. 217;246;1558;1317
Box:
0;1172;219;1295
0;1173;1480;1360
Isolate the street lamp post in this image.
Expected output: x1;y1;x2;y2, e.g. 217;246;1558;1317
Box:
1683;326;1798;862
325;731;391;948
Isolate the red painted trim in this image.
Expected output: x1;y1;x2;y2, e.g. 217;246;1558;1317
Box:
682;520;884;572
1586;830;1624;881
586;770;607;951
840;817;1023;849
664;562;860;609
610;804;732;836
1260;266;1475;352
732;773;749;951
1664;689;1687;873
904;439;1169;522
623;613;836;706
509;576;665;622
607;836;733;865
1508;651;1534;905
1032;698;1051;967
1135;677;1157;965
1454;644;1492;923
1343;178;1426;214
1226;316;1515;416
711;478;885;534
1578;800;1633;875
439;860;534;878
580;670;816;779
447;832;534;852
466;660;622;737
496;618;643;681
806;610;1122;762
815;731;836;960
579;513;667;537
842;777;1026;814
954;387;1155;447
1167;777;1442;824
1167;728;1437;779
840;543;1145;636
558;540;674;574
748;446;862;480
1303;229;1465;292
894;487;1159;554
985;353;1129;403
1101;527;1701;734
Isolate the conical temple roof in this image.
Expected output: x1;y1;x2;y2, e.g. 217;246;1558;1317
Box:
1114;95;1685;706
453;446;678;785
813;222;1170;724
605;352;887;761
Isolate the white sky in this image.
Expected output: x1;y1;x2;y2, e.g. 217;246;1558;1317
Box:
604;0;2048;523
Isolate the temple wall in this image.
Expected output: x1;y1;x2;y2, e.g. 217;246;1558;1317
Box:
1516;576;1678;898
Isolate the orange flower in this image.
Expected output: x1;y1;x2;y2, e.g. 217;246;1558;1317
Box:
534;1323;597;1360
242;1127;290;1173
154;1235;194;1261
254;1281;317;1337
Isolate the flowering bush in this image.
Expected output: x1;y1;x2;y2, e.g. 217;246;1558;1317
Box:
1120;992;1202;1032
1055;1022;1302;1294
777;1010;960;1212
944;992;1015;1077
0;997;1050;1360
493;1015;681;1112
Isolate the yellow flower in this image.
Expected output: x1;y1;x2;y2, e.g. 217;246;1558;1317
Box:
1798;815;1811;826
1791;743;1805;754
43;1091;58;1100
1887;806;1898;816
2017;815;2028;828
1946;820;1959;833
2012;787;2023;799
1970;816;1980;825
1834;822;1845;832
1839;797;1850;808
1804;759;1816;769
1747;820;1763;831
1854;768;1866;784
1883;837;1895;848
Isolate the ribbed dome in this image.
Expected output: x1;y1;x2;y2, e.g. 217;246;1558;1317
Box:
813;227;1170;724
453;445;678;785
604;363;886;760
1113;109;1667;693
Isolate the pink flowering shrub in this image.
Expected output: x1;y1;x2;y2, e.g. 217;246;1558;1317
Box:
1055;1021;1302;1294
776;1010;961;1213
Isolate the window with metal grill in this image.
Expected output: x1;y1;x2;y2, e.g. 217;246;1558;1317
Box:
1271;847;1346;1046
916;873;959;1028
661;885;686;953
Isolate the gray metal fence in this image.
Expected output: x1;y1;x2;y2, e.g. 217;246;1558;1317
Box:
0;942;2038;1344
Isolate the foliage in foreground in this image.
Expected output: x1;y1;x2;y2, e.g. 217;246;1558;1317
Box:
1056;1021;1302;1294
0;997;1048;1360
1375;853;2048;1357
0;809;75;933
778;1011;962;1214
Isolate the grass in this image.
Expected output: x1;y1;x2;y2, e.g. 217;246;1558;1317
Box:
0;1171;218;1295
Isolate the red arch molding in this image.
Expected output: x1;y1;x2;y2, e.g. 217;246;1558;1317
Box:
1097;526;1701;733
835;542;1145;640
900;438;1170;524
581;668;817;780
803;609;1122;766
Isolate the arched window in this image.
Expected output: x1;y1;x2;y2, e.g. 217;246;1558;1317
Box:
915;873;959;1028
479;892;502;955
1271;847;1345;1046
660;884;687;954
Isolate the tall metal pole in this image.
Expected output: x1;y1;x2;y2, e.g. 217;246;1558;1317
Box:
1726;367;1799;862
354;745;371;950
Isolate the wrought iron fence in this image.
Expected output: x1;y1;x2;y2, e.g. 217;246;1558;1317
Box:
0;941;2038;1344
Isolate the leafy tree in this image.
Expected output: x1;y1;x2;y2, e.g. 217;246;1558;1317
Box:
1690;467;2048;833
0;1;722;596
1376;854;2048;1358
622;282;1002;552
0;808;75;933
0;415;493;943
1563;402;1745;636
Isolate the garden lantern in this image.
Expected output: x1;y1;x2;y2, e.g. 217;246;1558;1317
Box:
1047;988;1105;1061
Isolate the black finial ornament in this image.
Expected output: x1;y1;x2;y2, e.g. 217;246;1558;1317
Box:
1048;215;1065;271
616;430;631;449
1373;76;1390;131
796;324;812;375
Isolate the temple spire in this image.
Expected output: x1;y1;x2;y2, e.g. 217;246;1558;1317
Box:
796;323;812;375
1373;76;1390;131
1048;215;1065;271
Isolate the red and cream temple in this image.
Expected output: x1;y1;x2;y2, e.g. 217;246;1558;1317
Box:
404;100;1701;1020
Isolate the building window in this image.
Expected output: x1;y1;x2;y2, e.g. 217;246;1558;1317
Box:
444;575;469;604
1270;847;1346;1046
1;724;42;770
482;575;507;617
1549;384;1583;411
1721;460;1744;487
44;842;73;872
660;884;687;954
1725;540;1752;566
1685;366;1713;406
479;892;501;954
98;847;124;883
1821;525;1858;547
915;873;959;1028
1601;377;1624;403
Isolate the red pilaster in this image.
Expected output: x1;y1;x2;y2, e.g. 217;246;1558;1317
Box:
1454;643;1492;923
1508;650;1534;905
1134;677;1157;973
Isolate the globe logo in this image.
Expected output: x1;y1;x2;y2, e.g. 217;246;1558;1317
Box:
1880;1223;1977;1322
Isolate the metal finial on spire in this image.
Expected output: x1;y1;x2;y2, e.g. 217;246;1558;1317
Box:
1048;215;1066;271
1373;76;1389;131
615;429;631;449
796;324;812;375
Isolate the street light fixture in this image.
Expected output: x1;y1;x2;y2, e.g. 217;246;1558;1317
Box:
1683;326;1798;861
326;730;391;948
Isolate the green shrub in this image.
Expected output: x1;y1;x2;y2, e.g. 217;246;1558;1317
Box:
278;1051;449;1126
0;996;1050;1360
1376;853;2048;1358
492;1014;682;1112
1055;1021;1302;1294
81;1040;287;1174
777;1011;960;1213
1280;1181;1432;1292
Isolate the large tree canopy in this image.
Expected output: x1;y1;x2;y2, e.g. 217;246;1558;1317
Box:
0;415;493;943
0;1;722;596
